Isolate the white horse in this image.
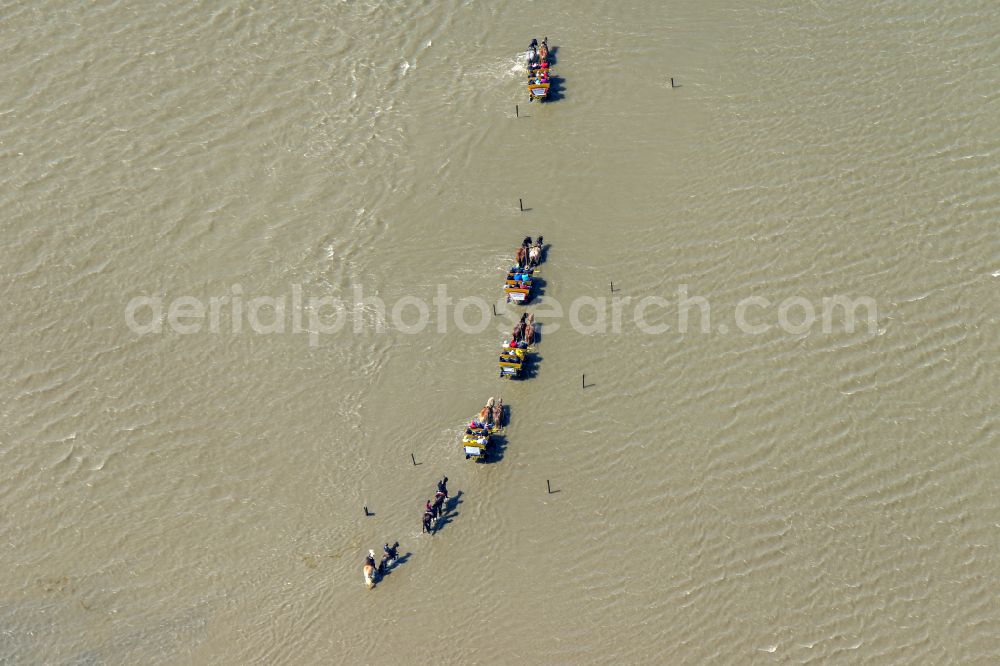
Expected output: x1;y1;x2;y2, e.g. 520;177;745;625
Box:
363;550;377;589
528;245;541;267
479;397;495;423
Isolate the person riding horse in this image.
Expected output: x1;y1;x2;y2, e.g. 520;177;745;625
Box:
437;476;449;499
422;511;434;534
379;541;400;575
363;550;378;588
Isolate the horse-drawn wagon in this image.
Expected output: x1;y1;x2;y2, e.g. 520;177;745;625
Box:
463;429;490;461
504;267;534;304
525;37;552;102
499;346;526;379
528;80;550;101
463;397;504;461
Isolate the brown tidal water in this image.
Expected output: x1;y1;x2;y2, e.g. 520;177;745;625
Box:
3;1;1000;664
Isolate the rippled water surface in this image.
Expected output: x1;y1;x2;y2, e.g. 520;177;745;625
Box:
3;1;1000;663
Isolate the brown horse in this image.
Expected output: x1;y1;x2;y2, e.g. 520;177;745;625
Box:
492;397;504;428
422;511;434;534
512;321;525;341
483;397;496;426
515;246;528;268
432;493;446;517
379;542;399;575
524;313;536;345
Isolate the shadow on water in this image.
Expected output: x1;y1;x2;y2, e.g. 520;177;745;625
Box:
544;74;565;102
483;433;508;463
433;490;463;533
528;275;546;300
519;351;542;380
499;402;510;428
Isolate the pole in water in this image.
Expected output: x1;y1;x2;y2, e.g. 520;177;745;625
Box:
610;281;614;294
516;104;519;118
547;479;552;494
670;77;676;88
519;198;524;212
582;374;585;389
493;303;498;316
411;453;417;466
364;506;369;516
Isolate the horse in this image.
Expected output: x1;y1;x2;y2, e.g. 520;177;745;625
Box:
432;493;446;518
363;550;377;589
492;397;504;428
379;542;400;575
526;45;538;67
479;397;495;423
512;321;525;342
524;314;536;345
528;245;541;268
422;511;434;534
515;246;528;268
